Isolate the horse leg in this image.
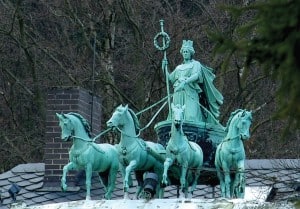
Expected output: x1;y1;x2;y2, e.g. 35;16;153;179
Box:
61;162;76;192
233;162;245;198
216;167;226;198
124;160;137;199
230;172;235;198
153;167;164;198
223;168;231;198
162;157;173;186
119;165;127;198
99;170;109;199
232;172;244;198
105;164;119;200
157;184;164;199
238;171;246;198
135;170;144;199
190;166;201;196
180;161;188;198
85;163;93;200
215;150;226;198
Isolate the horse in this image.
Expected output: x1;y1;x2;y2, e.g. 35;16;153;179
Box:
56;112;119;200
214;109;252;199
162;103;203;198
106;104;165;199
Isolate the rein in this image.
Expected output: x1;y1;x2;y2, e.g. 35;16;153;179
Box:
70;135;105;154
71;134;94;142
222;135;241;142
139;101;167;132
115;126;140;138
92;97;169;141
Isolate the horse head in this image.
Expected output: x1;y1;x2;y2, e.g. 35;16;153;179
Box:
56;112;92;141
107;104;140;136
226;109;252;141
238;110;252;140
56;113;74;141
106;104;128;129
171;103;185;130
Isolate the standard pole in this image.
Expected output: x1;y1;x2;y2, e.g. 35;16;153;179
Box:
155;20;171;116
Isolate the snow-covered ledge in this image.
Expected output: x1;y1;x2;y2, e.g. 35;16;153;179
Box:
9;186;296;209
9;198;296;209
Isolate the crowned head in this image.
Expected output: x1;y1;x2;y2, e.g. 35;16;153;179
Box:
180;40;195;56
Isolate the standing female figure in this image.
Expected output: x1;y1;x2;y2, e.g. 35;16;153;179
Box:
163;40;223;124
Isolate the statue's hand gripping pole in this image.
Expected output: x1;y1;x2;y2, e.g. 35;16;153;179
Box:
154;20;171;114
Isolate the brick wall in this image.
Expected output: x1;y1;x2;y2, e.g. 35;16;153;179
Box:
44;87;101;184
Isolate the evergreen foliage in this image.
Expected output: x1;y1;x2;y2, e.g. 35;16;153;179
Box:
210;0;300;132
1;0;300;172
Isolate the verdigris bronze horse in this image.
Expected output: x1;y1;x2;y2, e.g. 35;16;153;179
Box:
162;103;203;198
56;112;119;200
215;109;252;198
106;104;165;199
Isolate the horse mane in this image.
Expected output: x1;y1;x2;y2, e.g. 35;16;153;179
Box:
225;109;244;132
127;108;141;135
67;112;92;138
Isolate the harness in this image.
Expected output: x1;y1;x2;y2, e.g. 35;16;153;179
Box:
219;135;242;155
116;138;149;167
71;135;105;154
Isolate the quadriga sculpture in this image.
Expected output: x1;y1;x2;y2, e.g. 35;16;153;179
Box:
162;103;203;198
56;113;119;200
106;104;165;199
215;109;252;198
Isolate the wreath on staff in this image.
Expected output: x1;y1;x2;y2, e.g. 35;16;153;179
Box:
154;32;170;51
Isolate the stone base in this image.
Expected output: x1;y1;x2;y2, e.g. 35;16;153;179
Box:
12;198;295;209
11;186;291;209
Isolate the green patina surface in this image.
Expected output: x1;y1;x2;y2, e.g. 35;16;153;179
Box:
106;104;166;199
56;113;119;200
162;103;203;198
54;20;254;201
215;110;253;198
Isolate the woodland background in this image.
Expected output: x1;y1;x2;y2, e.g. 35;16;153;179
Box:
0;0;299;172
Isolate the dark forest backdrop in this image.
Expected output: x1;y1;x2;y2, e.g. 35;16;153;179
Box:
0;0;299;172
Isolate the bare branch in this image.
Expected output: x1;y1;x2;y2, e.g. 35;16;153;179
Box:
2;68;33;95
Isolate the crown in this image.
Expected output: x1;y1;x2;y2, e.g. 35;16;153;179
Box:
180;40;195;54
182;40;193;48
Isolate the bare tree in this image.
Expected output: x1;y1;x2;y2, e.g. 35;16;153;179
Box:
0;0;299;172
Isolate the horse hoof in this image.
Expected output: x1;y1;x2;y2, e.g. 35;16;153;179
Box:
104;194;111;200
61;185;67;192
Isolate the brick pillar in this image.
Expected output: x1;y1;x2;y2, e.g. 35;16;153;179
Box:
44;87;101;185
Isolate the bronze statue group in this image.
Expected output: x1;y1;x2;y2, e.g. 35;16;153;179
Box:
57;39;253;200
